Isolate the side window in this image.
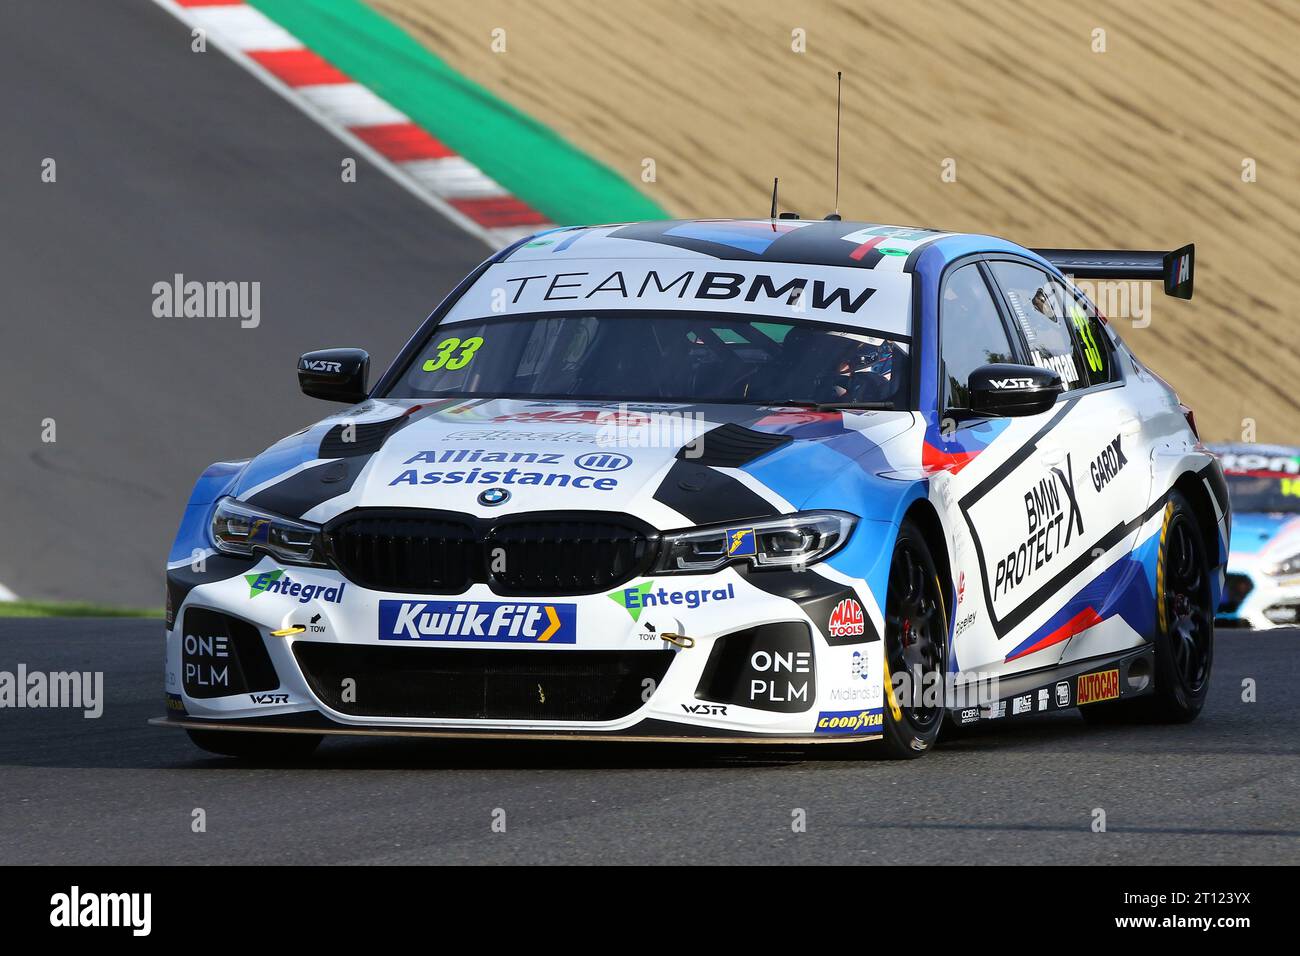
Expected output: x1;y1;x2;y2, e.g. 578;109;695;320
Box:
1063;287;1116;385
940;264;1016;409
989;261;1102;392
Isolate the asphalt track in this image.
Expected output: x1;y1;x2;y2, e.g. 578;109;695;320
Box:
0;618;1296;864
0;0;486;606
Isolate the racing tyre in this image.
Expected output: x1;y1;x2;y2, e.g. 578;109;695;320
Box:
186;729;323;760
875;520;949;759
1082;490;1214;724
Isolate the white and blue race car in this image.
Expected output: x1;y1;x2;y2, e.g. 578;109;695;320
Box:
155;219;1228;759
1211;444;1300;628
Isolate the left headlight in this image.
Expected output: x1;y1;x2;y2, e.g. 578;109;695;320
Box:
1264;552;1300;577
654;511;856;574
210;496;327;566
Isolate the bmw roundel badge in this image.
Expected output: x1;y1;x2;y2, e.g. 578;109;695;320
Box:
478;487;510;506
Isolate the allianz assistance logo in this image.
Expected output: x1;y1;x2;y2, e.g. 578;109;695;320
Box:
827;598;865;638
379;600;577;643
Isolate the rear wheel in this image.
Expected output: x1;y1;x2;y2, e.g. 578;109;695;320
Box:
875;521;948;759
186;728;323;760
1082;491;1214;724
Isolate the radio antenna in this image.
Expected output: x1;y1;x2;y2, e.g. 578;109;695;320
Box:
830;71;843;219
770;177;779;219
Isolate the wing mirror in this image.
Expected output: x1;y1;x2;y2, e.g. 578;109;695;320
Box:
298;348;369;403
967;363;1063;417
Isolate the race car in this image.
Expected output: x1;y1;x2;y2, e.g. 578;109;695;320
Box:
1210;443;1300;628
154;218;1227;760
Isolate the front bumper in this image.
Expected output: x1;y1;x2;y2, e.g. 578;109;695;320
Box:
1215;565;1300;629
162;557;886;741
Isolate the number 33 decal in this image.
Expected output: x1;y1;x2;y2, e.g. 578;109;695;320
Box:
422;336;483;372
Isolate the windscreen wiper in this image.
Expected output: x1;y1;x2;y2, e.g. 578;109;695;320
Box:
769;400;896;412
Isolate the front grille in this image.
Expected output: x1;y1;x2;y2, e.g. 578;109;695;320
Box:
326;513;477;592
293;642;674;721
1220;573;1254;613
486;518;653;594
324;509;656;595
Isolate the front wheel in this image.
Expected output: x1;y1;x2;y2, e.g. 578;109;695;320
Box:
186;728;323;760
875;520;949;759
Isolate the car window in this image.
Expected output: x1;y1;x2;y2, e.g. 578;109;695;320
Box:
989;261;1093;392
940;264;1016;409
1062;286;1116;386
387;310;913;408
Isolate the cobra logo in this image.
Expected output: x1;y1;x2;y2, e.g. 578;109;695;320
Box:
573;452;632;472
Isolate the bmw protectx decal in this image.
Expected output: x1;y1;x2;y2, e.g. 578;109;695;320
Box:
379;600;577;643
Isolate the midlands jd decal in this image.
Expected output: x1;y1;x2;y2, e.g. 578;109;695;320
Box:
245;569;346;604
379;600;577;643
608;581;737;621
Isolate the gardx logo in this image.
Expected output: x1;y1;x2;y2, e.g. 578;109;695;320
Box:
608;581;736;621
245;569;346;604
379;600;577;643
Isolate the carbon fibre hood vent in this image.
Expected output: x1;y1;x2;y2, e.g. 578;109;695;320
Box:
677;423;792;467
319;417;403;458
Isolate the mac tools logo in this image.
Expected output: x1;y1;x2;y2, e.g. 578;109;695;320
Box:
828;598;864;638
379;600;577;643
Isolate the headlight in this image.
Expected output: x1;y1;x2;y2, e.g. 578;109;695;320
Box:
1264;553;1300;577
655;511;856;573
209;497;326;566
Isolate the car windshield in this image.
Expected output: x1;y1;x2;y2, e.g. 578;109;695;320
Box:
1226;474;1300;513
385;310;912;408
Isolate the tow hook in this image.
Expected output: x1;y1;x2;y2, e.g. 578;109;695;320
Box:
660;632;695;649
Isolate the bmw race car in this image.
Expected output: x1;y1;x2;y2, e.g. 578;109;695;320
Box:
155;219;1228;759
1210;443;1300;628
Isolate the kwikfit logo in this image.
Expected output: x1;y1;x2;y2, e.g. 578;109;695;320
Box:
379;600;577;643
245;569;346;604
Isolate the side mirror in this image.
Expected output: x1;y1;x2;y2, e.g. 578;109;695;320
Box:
967;363;1062;417
298;348;369;403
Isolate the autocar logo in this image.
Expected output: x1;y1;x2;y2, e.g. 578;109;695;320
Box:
478;487;510;506
573;451;632;472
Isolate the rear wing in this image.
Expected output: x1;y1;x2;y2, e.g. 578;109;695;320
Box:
1031;243;1194;299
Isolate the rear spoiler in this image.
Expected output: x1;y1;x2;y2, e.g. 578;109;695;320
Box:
1031;243;1194;299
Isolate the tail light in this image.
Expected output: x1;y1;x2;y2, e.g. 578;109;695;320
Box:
1180;403;1200;439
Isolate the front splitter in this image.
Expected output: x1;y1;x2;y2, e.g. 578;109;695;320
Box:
149;715;881;745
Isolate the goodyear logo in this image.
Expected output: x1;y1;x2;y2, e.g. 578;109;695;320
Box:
379;600;577;644
815;708;884;735
1076;668;1120;705
726;527;757;557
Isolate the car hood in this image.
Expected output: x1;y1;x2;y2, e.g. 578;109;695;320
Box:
229;398;917;529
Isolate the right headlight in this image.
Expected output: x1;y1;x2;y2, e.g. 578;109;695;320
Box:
654;511;856;574
209;496;327;567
